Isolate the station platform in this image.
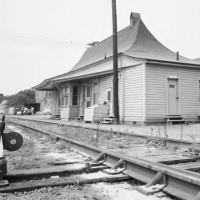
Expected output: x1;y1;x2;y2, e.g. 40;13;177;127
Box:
5;114;200;143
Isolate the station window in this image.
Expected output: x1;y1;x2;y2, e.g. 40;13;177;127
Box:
61;86;69;107
65;87;69;106
72;86;78;106
107;90;111;102
93;83;98;105
61;88;65;107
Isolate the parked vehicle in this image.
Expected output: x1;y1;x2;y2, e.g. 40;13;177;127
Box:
36;108;51;115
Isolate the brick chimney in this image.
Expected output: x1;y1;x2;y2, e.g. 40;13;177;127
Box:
130;12;141;28
176;51;179;61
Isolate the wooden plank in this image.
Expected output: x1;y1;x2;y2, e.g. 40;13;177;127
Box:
0;174;131;193
159;157;200;165
5;164;86;179
5;164;109;180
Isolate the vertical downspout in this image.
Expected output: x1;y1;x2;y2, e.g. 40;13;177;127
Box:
143;64;146;123
98;77;100;105
121;67;125;122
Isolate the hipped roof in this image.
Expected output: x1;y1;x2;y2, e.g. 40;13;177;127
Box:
33;12;200;90
72;13;192;71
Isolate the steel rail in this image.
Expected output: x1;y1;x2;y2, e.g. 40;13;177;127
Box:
7;118;200;200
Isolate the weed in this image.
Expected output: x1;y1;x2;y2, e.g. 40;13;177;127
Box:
108;128;113;139
22;140;34;149
189;124;196;142
157;126;161;138
151;128;153;137
10;159;40;170
164;124;168;139
55;142;67;150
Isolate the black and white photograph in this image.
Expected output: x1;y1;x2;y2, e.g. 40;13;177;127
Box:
0;0;200;199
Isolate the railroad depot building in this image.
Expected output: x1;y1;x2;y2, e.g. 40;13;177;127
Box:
33;12;200;124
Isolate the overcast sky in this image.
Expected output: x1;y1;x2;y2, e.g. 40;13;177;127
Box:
0;0;200;95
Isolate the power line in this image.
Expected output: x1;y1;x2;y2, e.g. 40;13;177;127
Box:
100;0;109;40
133;0;180;51
0;29;90;47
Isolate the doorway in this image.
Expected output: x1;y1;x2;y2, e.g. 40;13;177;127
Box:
83;85;91;113
198;80;200;115
167;78;179;115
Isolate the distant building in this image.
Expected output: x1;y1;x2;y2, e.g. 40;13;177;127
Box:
0;100;7;115
35;90;52;112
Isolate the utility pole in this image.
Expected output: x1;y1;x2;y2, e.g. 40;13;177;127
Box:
112;0;119;125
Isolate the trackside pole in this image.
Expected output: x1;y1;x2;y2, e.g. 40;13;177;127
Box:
0;116;8;186
112;0;119;125
0;115;23;187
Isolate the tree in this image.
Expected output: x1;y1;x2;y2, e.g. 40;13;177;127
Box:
0;89;35;108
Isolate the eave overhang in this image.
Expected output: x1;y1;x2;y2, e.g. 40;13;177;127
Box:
146;59;200;68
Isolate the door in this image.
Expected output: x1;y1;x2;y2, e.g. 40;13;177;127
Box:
168;79;179;115
198;81;200;115
83;86;91;113
108;88;113;116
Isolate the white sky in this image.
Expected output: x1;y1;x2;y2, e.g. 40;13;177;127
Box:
0;0;200;95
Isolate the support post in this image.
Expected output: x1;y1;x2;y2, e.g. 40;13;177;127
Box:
52;81;64;97
112;0;119;125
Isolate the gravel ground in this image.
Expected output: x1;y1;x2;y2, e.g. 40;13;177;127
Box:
0;182;176;200
0;123;178;200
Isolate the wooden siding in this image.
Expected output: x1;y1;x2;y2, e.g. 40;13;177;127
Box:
60;106;79;120
98;75;113;105
146;64;200;122
123;64;145;122
69;106;79;119
60;107;69;119
51;91;59;116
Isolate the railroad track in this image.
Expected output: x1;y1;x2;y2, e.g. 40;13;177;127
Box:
4;117;200;200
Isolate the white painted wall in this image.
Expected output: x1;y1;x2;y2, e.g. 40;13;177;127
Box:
98;74;113;105
123;64;145;122
146;63;200;122
51;90;60;116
